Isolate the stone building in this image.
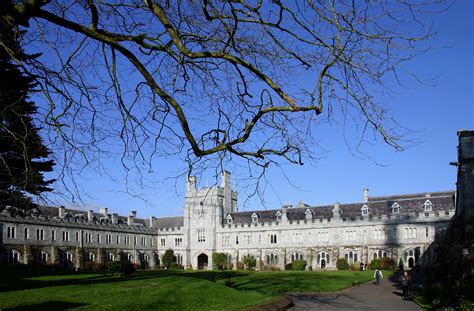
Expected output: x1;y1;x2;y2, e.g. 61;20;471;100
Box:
0;171;455;271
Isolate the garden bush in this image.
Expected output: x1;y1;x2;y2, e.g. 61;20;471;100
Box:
336;258;349;270
292;260;307;271
106;253;135;277
162;249;176;269
380;257;394;269
212;252;227;270
170;263;183;270
285;263;293;270
370;259;381;270
243;256;256;271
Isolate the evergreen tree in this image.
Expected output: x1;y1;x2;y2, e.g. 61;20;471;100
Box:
0;19;55;209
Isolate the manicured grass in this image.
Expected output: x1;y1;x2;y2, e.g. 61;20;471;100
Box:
0;267;391;310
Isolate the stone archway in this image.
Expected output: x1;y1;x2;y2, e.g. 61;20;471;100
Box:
197;253;208;270
321;259;326;269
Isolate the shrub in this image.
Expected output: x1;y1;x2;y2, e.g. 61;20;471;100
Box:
380;257;394;270
84;262;105;272
336;258;349;270
285;263;293;270
212;252;227;271
236;262;245;270
292;260;307;271
370;259;381;270
170;263;183;270
243;256;256;271
162;249;176;269
106;252;135;277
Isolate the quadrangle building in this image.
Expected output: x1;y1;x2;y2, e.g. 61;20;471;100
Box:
0;171;456;271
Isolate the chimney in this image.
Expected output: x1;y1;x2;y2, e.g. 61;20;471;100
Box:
363;188;369;203
111;213;118;225
100;207;108;216
148;216;156;228
282;205;290;221
58;206;66;218
128;211;136;225
332;202;341;219
87;210;94;221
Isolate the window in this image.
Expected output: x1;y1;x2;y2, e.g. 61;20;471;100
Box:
175;237;182;246
344;251;358;264
51;230;56;241
235;235;239;245
97;233;101;244
275;211;282;222
6;226;16;239
405;227;417;239
62;231;69;242
106;234;112;244
150;237;154;246
345;230;356;241
161;238;166;246
391;202;400;214
176;253;183;265
226;214;233;224
318;231;328;242
361;204;369;216
251;212;258;223
40;251;48;263
373;229;385;240
222;235;230;246
269;234;277;244
198;229;206;242
141;237;146;246
36;229;44;240
76;232;80;242
24;228;29;239
291;252;303;262
317;252;330;267
292;233;302;243
425;227;429;238
244;235;252;244
266;253;278;265
87;252;95;262
125;236;131;245
117;235;121;244
424;200;433;212
107;253;115;262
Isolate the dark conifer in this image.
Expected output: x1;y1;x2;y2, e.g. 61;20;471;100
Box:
0;19;55;209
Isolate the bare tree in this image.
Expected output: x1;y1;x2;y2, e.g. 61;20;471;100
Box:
1;0;448;203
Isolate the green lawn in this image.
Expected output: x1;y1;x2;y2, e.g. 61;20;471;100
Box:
0;267;390;310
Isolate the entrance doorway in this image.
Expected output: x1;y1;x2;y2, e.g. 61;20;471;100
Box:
197;253;208;270
320;259;326;269
408;257;414;268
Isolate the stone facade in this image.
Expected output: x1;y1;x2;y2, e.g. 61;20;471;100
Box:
0;171;455;271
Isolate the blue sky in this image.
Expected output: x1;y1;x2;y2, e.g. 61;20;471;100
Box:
42;1;473;218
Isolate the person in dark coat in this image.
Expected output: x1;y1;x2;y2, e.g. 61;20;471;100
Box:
399;271;411;300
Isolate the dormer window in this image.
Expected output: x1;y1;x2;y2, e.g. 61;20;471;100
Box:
424;200;433;212
275;211;282;222
251;212;259;223
391;202;400;214
225;214;233;225
305;209;313;220
361;204;369;216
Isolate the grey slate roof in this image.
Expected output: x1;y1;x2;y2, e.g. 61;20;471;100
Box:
153;216;184;229
228;191;455;224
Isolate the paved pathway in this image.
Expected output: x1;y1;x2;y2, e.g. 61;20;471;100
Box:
287;274;422;311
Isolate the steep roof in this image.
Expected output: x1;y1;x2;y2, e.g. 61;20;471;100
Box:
228;191;455;224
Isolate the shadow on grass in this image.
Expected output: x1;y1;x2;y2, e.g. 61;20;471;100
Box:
4;300;87;310
0;266;250;293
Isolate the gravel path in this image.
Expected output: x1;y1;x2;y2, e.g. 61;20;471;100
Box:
287;273;422;311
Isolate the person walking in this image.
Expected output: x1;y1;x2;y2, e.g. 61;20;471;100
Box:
374;268;383;285
399;271;411;300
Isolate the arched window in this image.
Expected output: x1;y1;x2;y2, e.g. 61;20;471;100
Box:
275;211;282;222
87;252;95;262
391;202;400;214
251;213;259;223
361;205;369;216
345;251;358;263
291;252;303;262
266;253;278;265
424;200;433;212
40;251;49;263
